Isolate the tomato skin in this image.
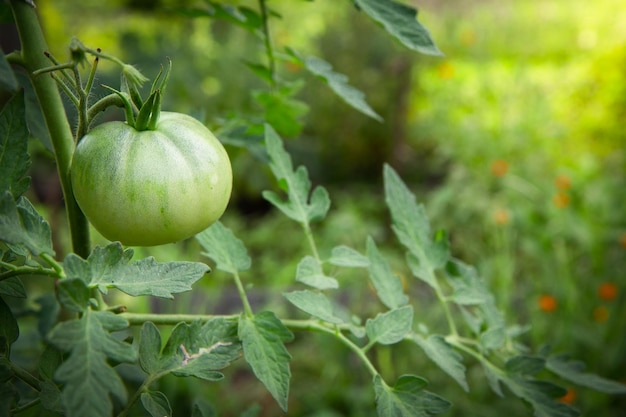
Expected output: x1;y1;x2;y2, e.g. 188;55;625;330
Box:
71;112;232;246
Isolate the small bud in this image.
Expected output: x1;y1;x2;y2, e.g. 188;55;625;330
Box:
122;64;149;88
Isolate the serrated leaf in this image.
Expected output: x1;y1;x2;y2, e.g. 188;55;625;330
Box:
0;296;18;353
262;124;330;224
40;380;64;413
374;374;451;417
139;322;162;375
444;260;491;305
253;84;309;137
505;355;546;376
141;391;172;417
0;92;30;197
0;277;26;298
328;245;369;267
354;0;442;56
502;376;579;417
410;334;468;392
180;3;262;32
383;165;449;286
283;290;344;324
239;311;293;411
192;400;217;417
158;319;240;381
36;294;60;338
482;361;504;397
478;301;506;350
47;309;136;417
0;50;18;92
0;193;54;257
303;55;382;121
295;255;338;290
63;243;208;298
546;354;626;394
367;237;409;309
196;221;251;274
366;305;413;345
57;278;91;313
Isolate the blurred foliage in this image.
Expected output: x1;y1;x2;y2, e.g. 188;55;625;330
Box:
15;0;626;416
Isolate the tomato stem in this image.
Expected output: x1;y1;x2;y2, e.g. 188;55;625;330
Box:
259;0;277;85
10;0;91;258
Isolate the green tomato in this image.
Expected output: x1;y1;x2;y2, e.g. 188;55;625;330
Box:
70;112;232;246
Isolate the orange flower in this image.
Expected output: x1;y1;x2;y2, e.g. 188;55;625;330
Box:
559;388;577;404
490;159;509;177
538;294;558;312
553;192;570;208
493;208;510;225
437;61;455;80
593;306;609;323
555;175;571;190
598;282;618;301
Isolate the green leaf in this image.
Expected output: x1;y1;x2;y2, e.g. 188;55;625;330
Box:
191;400;217;417
328;245;369;268
262;124;331;224
141;391;172;417
296;255;338;290
63;243;208;298
0;277;26;298
374;374;451;417
302;55;383;122
354;0;442;56
366;305;413;345
409;334;468;392
383;165;449;286
0;92;30;197
139;322;162;375
40;379;64;413
0;50;18;92
477;301;506;350
57;278;91;313
180;3;262;32
196;221;251;274
252;83;309;137
159;319;241;381
47;309;136;417
502;376;579;417
546;353;626;394
367;237;409;309
283;290;344;324
505;355;546;376
0;193;54;257
444;260;491;305
239;311;293;411
0;296;18;354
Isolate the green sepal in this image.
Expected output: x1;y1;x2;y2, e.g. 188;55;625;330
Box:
100;85;135;129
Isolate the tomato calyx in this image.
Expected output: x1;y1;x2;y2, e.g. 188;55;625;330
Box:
101;58;172;132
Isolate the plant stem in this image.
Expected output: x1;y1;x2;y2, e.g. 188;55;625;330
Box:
10;0;91;258
302;222;322;263
232;271;255;317
9;362;41;392
258;0;276;84
120;312;238;326
0;262;60;281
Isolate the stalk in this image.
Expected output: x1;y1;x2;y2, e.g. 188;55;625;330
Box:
11;0;91;258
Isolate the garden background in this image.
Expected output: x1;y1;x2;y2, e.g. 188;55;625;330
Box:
6;0;625;416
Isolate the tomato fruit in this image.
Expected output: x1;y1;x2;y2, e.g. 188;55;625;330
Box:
70;112;232;246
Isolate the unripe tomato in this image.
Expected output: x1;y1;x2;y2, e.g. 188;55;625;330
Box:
70;112;232;246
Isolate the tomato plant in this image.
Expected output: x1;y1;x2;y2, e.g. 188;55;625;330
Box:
1;1;625;417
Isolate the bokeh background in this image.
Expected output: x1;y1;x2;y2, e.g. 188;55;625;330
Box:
14;0;626;416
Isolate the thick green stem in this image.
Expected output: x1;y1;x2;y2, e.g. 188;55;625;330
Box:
11;0;91;258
